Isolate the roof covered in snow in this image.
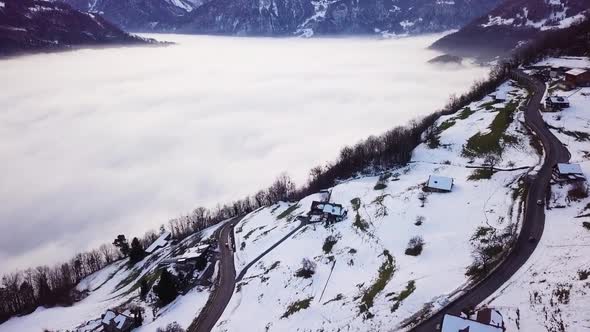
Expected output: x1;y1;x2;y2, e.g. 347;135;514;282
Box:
180;244;210;259
557;163;584;175
441;314;503;332
566;68;587;76
427;175;453;191
145;231;172;254
102;310;116;324
547;95;569;104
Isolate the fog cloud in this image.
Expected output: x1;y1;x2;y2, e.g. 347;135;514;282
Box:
0;34;488;274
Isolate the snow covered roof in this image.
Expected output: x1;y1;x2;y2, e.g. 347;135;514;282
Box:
179;244;210;259
113;312;131;329
547;95;569;105
145;231;172;254
557;163;584;175
494;90;508;100
441;314;503;332
322;203;343;216
427;175;453;191
102;310;116;324
566;68;587;76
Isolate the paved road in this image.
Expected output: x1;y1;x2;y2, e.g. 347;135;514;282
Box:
411;70;570;331
188;217;239;332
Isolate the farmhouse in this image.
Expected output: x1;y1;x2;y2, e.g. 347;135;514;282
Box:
425;175;454;192
440;313;503;332
145;231;172;254
309;201;347;223
101;310;136;332
565;68;590;87
545;96;570;111
555;163;586;181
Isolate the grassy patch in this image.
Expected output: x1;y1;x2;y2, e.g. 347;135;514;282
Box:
243;226;265;240
389;280;416;312
374;183;387;190
463;102;518;158
322;236;338;254
359;250;396;317
559;129;590;141
281;297;313;319
439;119;456;131
353;213;369;232
457;107;475;120
351;198;361;211
277;204;301;220
467;168;494;181
114;268;141;291
404;236;424;256
480;100;498;110
372;194;388;218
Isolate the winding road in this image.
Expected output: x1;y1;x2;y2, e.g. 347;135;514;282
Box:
411;70;570;331
187;217;239;332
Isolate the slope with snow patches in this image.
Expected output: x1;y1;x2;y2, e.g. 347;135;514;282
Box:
485;57;590;332
0;223;225;332
214;81;540;332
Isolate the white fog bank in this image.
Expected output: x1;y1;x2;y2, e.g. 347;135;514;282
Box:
0;34;488;273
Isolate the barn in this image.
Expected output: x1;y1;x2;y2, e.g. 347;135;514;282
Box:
565;68;590;87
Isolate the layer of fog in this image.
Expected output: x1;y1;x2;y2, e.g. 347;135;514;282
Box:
0;34;488;274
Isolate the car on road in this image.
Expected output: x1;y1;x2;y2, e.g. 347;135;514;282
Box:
536;199;544;205
528;236;536;243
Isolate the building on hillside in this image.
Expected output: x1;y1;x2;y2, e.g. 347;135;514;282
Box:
309;201;347;223
475;308;504;328
145;231;172;254
175;244;211;271
494;90;508;102
565;68;590;87
425;175;454;192
101;310;136;332
554;163;586;181
545;96;570;111
440;313;504;332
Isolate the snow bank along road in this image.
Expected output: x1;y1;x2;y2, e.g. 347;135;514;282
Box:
188;217;239;332
412;70;571;331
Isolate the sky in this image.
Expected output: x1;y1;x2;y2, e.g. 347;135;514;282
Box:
0;34;488;274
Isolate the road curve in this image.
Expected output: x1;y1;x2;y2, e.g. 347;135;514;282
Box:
187;217;239;332
411;70;570;331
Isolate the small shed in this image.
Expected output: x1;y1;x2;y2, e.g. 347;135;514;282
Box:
565;68;590;87
145;231;172;254
545;96;570;110
426;175;454;192
555;163;585;181
494;90;508;102
441;314;503;332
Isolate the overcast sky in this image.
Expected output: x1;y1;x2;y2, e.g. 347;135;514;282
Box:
0;34;488;274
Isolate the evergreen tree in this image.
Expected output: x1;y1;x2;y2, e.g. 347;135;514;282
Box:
129;237;146;263
113;235;130;257
154;270;178;305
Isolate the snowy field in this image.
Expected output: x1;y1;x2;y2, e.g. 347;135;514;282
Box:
0;34;489;274
0;223;224;332
215;81;540;331
486;59;590;331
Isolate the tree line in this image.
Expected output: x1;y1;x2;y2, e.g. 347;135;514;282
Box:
4;16;585;322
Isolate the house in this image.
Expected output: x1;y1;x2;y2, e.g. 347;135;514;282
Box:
319;189;332;203
309;201;347;223
425;175;454;192
476;308;504;328
545;96;570;111
565;68;590;87
494;90;507;102
145;231;172;254
440;314;503;332
176;244;211;270
101;310;135;332
555;163;586;181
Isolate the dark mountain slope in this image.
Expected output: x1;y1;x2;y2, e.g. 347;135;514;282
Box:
0;0;150;57
431;0;590;59
61;0;501;36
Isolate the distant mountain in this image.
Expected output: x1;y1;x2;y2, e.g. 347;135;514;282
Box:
61;0;501;36
431;0;590;59
0;0;150;57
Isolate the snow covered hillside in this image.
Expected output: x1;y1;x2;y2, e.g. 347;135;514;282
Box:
214;81;540;331
485;57;590;332
0;223;224;332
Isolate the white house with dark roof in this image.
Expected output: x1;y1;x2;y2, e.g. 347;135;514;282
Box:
555;163;585;181
426;175;454;192
101;309;135;332
145;231;172;254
